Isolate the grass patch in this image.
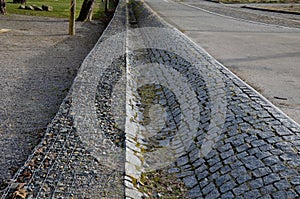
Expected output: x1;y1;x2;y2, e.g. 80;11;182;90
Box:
219;0;300;4
5;0;117;19
138;169;188;198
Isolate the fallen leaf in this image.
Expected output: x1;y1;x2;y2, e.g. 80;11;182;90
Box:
12;188;27;199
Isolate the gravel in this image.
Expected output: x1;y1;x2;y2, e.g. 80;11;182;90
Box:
0;14;105;195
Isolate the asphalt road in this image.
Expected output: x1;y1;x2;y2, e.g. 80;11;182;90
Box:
144;0;300;124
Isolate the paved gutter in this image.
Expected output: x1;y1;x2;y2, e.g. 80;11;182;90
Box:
2;0;300;198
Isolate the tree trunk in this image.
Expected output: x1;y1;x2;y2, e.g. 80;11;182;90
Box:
76;0;95;21
0;0;6;15
104;0;107;13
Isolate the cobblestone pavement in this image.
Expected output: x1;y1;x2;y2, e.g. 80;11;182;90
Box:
2;0;300;198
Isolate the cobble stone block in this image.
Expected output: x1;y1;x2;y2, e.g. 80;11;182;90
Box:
251;140;266;147
205;188;220;199
258;194;272;199
231;166;247;178
249;178;264;189
263;173;280;185
254;151;271;160
237;151;248;159
199;178;209;188
271;191;287;199
274;179;291;190
242;155;264;170
295;185;300;195
244;189;261;199
188;185;202;198
202;182;216;195
236;143;250;153
183;175;198;188
265;136;282;144
237;173;251;184
252;167;272;178
197;170;209;181
220;165;231;174
176;156;189;167
291;176;300;185
221;149;235;160
216;174;231;186
269;149;284;156
221;191;235;198
209;162;223;173
229;160;243;169
286;190;298;198
262;156;280;166
233;183;249;196
195;164;207;174
220;181;237;193
207;156;221;166
218;143;232;152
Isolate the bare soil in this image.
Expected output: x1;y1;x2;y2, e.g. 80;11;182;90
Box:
0;14;105;194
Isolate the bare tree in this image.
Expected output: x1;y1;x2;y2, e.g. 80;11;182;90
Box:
76;0;96;21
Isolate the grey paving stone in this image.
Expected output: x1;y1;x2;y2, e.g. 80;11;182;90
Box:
241;155;264;170
263;173;281;185
188;185;202;198
205;188;220;199
202;182;216;195
252;167;272;178
236;144;250;153
197;170;209;181
220;149;235;160
220;165;231;175
220;181;237;193
216;174;232;187
244;189;261;199
262;156;280;166
209;162;223;173
295;185;300;195
199;178;209;188
231;166;247;179
177;155;190;167
236;173;252;184
195;163;208;174
286;190;298;198
260;184;277;195
290;176;300;185
218;143;232;152
272;190;287;199
249;178;264;189
183;175;198;188
257;194;272;199
207;155;221;166
224;156;238;165
221;191;235;199
274;179;291;190
233;183;250;196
